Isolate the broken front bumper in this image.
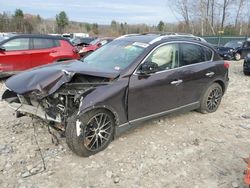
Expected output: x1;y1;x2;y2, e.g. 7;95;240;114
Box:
2;88;62;123
8;102;61;123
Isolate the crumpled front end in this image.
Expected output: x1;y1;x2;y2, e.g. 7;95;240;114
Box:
1;60;118;124
2;75;112;125
2;82;93;124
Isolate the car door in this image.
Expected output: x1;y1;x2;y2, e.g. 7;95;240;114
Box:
177;42;216;105
0;38;31;72
128;43;183;121
30;38;58;67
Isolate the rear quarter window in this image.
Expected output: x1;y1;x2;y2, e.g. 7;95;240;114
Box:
33;38;59;49
180;43;213;66
204;47;213;61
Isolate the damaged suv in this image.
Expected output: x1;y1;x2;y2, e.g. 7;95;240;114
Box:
2;33;229;157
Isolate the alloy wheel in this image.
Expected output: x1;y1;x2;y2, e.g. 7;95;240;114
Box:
83;113;112;151
206;87;222;111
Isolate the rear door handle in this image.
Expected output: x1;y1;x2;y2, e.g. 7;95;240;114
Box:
205;72;215;77
171;79;183;85
51;50;57;53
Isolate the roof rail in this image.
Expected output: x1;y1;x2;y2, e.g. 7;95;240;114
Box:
149;34;202;44
115;34;141;40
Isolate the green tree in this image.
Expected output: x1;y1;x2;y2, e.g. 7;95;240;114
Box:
56;11;69;33
14;9;24;18
13;9;24;32
92;23;99;35
111;20;117;30
85;23;91;32
157;21;165;32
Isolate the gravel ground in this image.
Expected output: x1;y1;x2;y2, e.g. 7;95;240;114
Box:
0;61;249;188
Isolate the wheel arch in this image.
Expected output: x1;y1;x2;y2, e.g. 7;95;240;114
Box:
214;80;226;94
77;105;120;126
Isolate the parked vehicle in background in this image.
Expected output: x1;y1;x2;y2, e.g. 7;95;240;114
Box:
71;33;89;38
234;40;250;61
79;37;113;57
216;40;244;60
2;33;229;157
70;37;97;47
243;54;250;75
0;34;80;78
216;39;250;61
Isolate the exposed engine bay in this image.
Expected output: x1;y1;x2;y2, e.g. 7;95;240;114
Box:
2;75;111;128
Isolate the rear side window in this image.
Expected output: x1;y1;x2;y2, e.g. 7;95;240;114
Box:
33;38;58;49
204;47;213;60
180;43;212;66
2;38;29;51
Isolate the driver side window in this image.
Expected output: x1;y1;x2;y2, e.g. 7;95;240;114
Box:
2;38;30;51
145;44;179;72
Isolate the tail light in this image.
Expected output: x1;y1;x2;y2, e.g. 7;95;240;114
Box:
224;61;230;69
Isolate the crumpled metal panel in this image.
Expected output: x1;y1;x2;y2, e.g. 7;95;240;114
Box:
5;60;119;98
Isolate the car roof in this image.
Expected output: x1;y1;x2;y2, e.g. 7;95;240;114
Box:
4;34;68;41
116;33;206;45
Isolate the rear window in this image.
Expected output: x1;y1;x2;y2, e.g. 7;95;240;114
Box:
180;43;213;66
33;38;58;49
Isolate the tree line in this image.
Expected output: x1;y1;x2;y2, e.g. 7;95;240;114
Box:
172;0;250;36
1;2;250;37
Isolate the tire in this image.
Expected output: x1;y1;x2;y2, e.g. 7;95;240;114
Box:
198;83;223;114
66;109;115;157
235;53;241;61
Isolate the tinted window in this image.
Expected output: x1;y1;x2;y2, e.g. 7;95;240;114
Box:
180;43;206;66
2;38;29;51
33;38;55;49
204;47;213;60
145;44;179;71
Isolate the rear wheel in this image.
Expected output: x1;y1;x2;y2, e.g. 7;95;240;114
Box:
198;83;223;114
66;109;115;157
235;53;241;61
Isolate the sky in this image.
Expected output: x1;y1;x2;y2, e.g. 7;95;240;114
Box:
0;0;180;25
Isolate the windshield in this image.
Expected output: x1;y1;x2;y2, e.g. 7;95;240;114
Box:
81;40;146;72
224;41;243;49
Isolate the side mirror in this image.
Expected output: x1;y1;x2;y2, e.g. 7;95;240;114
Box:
138;61;159;75
0;47;6;52
97;43;102;47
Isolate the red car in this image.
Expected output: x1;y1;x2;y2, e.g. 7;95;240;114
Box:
0;34;80;78
79;37;113;57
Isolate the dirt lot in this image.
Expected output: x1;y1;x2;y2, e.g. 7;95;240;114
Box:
0;61;249;188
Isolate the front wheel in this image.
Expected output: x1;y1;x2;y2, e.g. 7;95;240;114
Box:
198;83;223;114
66;109;115;157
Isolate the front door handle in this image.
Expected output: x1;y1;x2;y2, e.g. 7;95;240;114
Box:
205;72;215;77
171;79;183;85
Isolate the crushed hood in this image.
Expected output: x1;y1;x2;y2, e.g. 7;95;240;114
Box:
5;60;119;97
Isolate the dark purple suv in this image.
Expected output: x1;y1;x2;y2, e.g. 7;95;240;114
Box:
2;33;229;157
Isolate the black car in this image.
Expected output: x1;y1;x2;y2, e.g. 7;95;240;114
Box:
70;37;97;47
234;40;250;61
243;54;250;75
2;33;229;157
216;40;244;60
